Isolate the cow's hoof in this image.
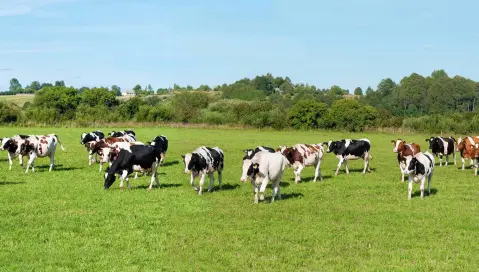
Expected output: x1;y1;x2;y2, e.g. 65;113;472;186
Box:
119;187;124;190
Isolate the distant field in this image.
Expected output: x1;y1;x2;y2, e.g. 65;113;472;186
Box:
0;94;34;107
0;127;478;271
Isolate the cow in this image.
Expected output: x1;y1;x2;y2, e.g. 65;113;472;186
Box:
426;136;456;166
150;135;168;165
20;134;66;174
456;136;479;171
242;150;288;203
403;152;435;200
323;138;372;176
80;130;105;165
181;146;224;195
391;139;421;182
109;130;136;142
103;145;161;190
1;134;31;169
240;146;276;182
90;137;140;172
277;143;324;183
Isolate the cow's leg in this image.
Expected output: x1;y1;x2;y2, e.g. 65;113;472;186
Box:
119;170;129;190
198;171;207;195
148;163;159;190
427;173;432;196
207;172;215;192
453;151;456;166
445;155;449;166
190;172;198;191
259;176;269;202
25;153;36;174
49;154;54;171
19;154;23;167
99;161;103;172
335;158;344;176
399;162;405;182
7;152;13;170
314;160;323;182
271;178;281;203
408;175;413;200
344;160;350;174
461;157;466;170
294;163;304;183
253;183;259;204
217;171;223;190
160;153;165;166
420;176;426;199
88;152;93;166
134;172;138;179
439;155;443;166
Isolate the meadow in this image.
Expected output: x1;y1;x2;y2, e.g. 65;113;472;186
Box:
1;126;478;271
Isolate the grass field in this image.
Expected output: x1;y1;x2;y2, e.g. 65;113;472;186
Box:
0;94;34;107
1;127;478;271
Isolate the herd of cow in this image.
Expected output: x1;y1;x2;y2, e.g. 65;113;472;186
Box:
1;130;477;202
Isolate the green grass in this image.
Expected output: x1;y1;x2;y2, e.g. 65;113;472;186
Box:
0;94;34;107
1;127;478;271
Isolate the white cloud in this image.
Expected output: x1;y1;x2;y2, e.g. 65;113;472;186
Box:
0;0;76;17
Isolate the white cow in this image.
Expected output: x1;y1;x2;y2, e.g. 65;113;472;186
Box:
404;152;435;200
22;134;66;174
242;150;288;203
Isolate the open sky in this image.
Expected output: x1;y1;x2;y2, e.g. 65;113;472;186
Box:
0;0;477;92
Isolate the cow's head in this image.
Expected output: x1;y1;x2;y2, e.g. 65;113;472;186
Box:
322;140;335;153
391;139;406;153
1;138;10;151
247;163;260;180
1;138;16;152
240;158;252;182
425;137;437;150
406;157;425;179
80;133;87;145
181;153;192;174
456;137;465;152
103;167;116;189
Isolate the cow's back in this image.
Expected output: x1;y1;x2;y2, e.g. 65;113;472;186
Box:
253;151;287;181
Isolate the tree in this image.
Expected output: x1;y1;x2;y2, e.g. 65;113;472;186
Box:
25;81;42;93
328;85;348;96
197;85;211;91
9;78;22;93
55;80;65;87
354;87;363;95
81;87;119;108
328;98;378;132
111;85;121;96
173;83;182;90
186;85;193;90
147;84;153;93
133;84;142;96
288;100;328;130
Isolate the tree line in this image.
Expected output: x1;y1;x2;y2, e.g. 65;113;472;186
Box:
0;70;478;133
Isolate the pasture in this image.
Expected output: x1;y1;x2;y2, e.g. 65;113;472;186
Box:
1;127;478;271
0;94;34;107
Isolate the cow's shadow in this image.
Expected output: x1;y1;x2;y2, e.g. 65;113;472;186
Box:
212;183;240;192
287;175;333;183
34;164;82;171
134;183;182;190
337;167;376;174
263;192;304;202
0;181;25;186
161;160;179;167
411;188;438;198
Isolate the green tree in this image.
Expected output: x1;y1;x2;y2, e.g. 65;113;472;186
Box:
30;86;80;121
354;87;363;95
9;78;22;93
111;85;121;96
197;85;211;91
55;80;65;87
327;98;378;132
133;84;142;96
288;100;328;130
81;87;119;108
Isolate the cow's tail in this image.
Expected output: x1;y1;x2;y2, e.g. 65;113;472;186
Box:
53;134;66;152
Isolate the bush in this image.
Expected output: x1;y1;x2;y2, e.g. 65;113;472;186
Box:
326;98;378;132
288;100;328;130
0;101;20;123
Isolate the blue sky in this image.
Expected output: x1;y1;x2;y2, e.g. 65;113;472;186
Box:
0;0;477;92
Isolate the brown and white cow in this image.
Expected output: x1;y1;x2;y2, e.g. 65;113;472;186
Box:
1;134;31;169
277;143;324;183
91;137;143;172
21;134;66;174
456;136;479;171
391;139;421;182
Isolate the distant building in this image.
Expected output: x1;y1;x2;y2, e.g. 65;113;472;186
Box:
121;89;135;96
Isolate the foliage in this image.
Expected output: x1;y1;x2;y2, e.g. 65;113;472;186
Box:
288;100;328;130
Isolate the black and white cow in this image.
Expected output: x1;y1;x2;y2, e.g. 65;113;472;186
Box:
104;145;161;190
150;135;168;165
181;146;224;195
404;152;435;200
426;136;456;166
109;129;136;141
243;150;288;203
1;134;31;169
80;130;105;165
323;138;372;176
240;146;276;182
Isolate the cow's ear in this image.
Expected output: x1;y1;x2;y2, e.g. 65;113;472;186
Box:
390;140;395;144
425;139;430;142
180;155;185;159
253;163;259;169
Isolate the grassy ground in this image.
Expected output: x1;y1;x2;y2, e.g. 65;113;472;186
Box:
0;127;478;271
